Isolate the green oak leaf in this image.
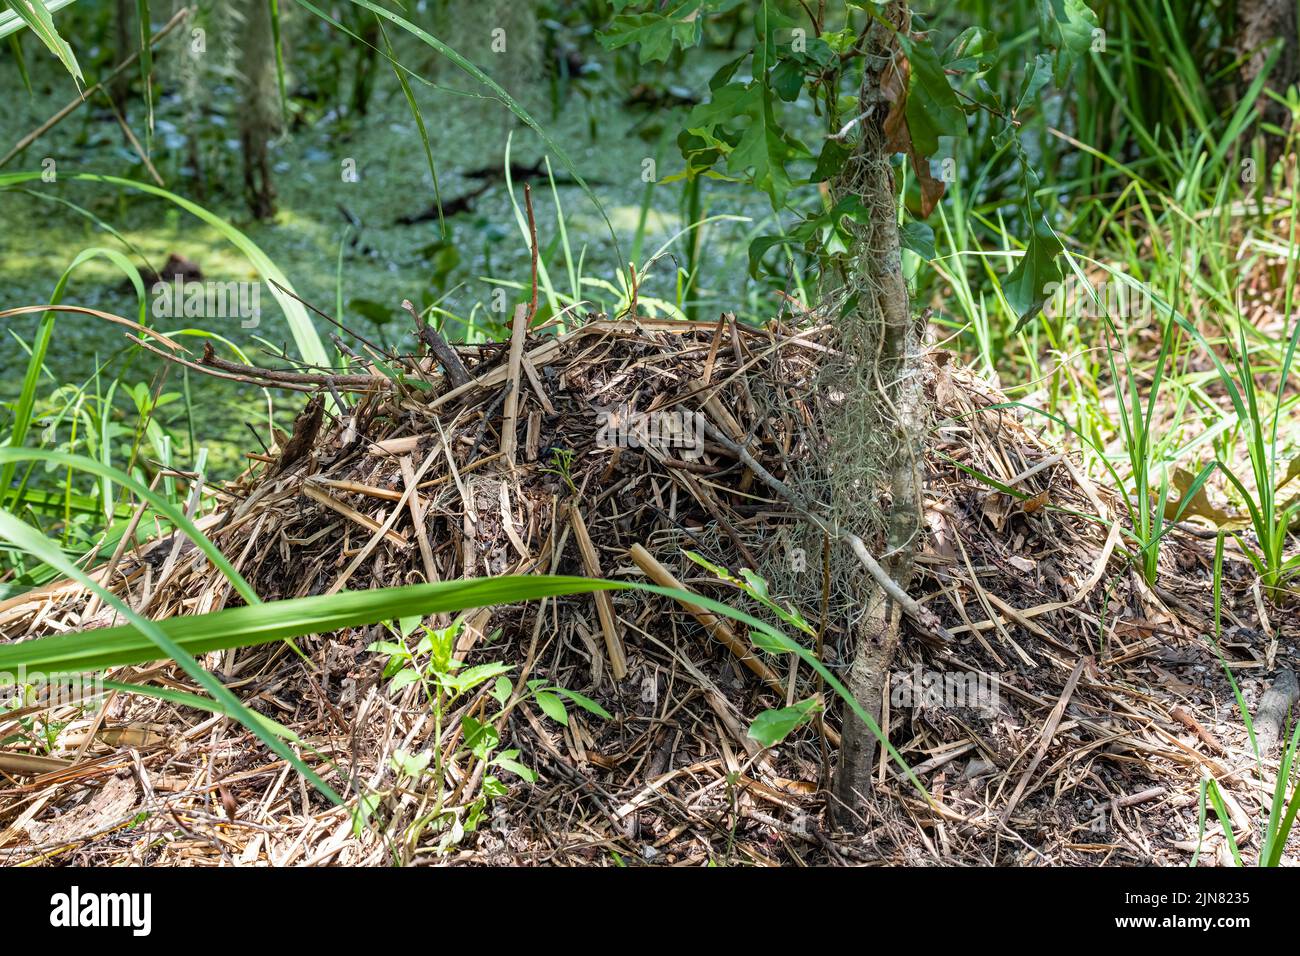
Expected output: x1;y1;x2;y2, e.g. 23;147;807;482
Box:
812;138;851;182
771;58;804;101
943;26;999;75
1006;215;1065;329
686;81;807;206
1013;52;1055;115
1038;0;1099;84
898;33;967;158
900;220;936;260
598;2;705;63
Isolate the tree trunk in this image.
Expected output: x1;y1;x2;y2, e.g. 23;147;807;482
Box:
111;0;132;115
827;0;925;829
1238;0;1299;158
350;17;381;117
237;0;281;220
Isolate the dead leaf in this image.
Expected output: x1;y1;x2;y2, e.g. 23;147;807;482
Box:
981;494;1011;532
1163;468;1248;529
882;54;911;153
1022;490;1050;513
925;506;957;561
933;361;957;409
880;49;945;217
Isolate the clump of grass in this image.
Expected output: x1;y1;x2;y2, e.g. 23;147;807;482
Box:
1196;534;1300;867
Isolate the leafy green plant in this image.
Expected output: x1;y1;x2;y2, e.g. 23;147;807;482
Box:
0;245;147;515
368;612;615;848
1073;253;1211;586
749;697;823;749
541;446;578;495
364;614;566;852
605;0;1095;324
0;678;81;755
681;551;843;753
1167;291;1300;595
1214;325;1300;596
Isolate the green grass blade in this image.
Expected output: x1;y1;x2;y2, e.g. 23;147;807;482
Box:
0;507;345;806
0;576;625;674
0;0;73;38
101;679;300;743
0;570;929;805
378;17;443;237
0;247;147;511
8;32;31;92
0;447;260;605
135;0;152;140
0;171;328;368
2;0;80;81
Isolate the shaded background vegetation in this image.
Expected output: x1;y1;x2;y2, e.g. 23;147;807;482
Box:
2;0;1298;594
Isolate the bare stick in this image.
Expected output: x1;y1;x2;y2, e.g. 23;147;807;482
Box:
500;303;528;468
1255;670;1299;755
524;183;539;323
402;299;470;388
400;455;439;585
570;503;628;681
100;89;165;187
0;304;183;349
999;657;1085;825
628;544;783;693
199;343;386;388
268;278;393;359
628;543;841;748
127;336;323;393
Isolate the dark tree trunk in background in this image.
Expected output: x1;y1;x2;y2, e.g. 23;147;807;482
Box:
238;0;281;219
826;0;924;829
351;18;381;117
1238;0;1299;156
111;0;132;114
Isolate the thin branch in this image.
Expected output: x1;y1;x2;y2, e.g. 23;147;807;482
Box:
524;182;539;324
402;298;471;388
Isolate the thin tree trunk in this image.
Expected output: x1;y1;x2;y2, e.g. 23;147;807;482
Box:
1238;0;1299;158
351;17;380;117
238;0;280;219
111;0;132;114
827;0;925;829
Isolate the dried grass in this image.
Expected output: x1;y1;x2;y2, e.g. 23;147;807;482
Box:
0;316;1295;866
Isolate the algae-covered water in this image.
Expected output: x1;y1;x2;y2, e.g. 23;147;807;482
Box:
0;5;778;474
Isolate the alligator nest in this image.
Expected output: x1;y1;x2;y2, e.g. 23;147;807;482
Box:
1;315;1296;866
